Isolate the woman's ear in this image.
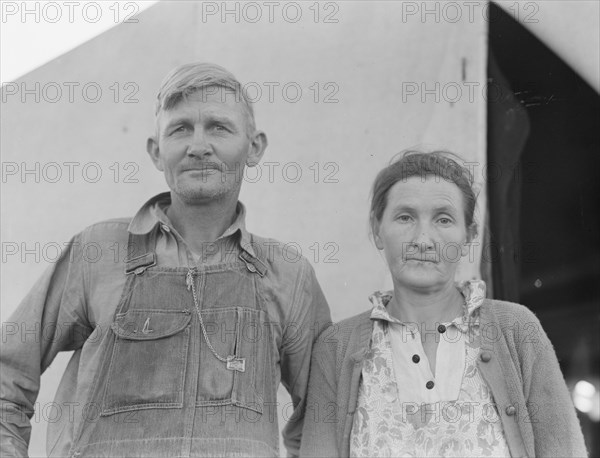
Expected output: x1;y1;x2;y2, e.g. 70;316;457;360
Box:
461;223;478;256
371;215;384;250
466;223;478;243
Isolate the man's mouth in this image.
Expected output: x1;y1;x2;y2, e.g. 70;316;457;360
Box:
183;163;222;172
405;257;439;264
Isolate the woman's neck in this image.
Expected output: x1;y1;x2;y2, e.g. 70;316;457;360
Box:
387;281;464;325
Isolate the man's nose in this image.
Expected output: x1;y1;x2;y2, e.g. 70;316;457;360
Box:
187;129;212;157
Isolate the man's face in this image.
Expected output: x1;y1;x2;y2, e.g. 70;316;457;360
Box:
373;175;473;292
147;88;266;204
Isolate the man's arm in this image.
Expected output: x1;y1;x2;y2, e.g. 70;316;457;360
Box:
0;234;91;457
280;259;331;457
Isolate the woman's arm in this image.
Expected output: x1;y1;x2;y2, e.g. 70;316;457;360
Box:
300;327;340;458
522;315;588;457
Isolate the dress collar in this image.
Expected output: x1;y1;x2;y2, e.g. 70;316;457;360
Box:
369;280;487;333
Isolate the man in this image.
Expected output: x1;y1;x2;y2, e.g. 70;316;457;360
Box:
1;63;331;457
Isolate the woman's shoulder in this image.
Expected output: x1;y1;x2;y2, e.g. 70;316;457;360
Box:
336;310;372;331
316;310;371;344
480;298;541;325
313;310;372;361
479;298;552;352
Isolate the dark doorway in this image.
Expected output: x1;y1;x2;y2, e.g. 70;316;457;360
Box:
488;2;600;453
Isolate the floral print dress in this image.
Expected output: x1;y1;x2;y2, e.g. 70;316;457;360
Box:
350;281;511;457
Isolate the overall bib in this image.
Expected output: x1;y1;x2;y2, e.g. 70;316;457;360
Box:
70;229;280;457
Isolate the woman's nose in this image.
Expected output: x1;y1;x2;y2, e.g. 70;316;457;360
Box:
412;223;436;250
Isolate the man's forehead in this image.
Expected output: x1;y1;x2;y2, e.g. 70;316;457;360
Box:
160;89;245;119
184;86;240;102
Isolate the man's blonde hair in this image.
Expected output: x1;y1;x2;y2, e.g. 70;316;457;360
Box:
155;62;256;136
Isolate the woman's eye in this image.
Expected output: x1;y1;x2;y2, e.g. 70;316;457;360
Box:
438;217;452;225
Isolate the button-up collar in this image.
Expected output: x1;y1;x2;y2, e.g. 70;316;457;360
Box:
127;192;257;258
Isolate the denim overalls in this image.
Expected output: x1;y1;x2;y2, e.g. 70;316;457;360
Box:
69;228;280;457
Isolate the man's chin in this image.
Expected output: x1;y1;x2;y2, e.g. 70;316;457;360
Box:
173;184;231;203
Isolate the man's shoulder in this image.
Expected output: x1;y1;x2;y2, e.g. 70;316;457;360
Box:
76;217;133;245
248;232;314;276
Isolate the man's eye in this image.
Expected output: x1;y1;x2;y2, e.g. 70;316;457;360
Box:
171;126;188;134
213;124;229;132
397;215;412;222
438;217;452;225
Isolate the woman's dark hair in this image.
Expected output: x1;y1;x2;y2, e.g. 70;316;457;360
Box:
370;150;478;234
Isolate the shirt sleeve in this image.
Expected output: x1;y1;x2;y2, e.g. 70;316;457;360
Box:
0;233;92;457
280;259;332;457
299;326;340;458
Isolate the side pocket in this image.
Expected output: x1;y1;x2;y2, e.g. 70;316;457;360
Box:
101;309;192;415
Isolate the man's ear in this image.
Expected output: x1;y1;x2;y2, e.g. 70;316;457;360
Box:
246;131;268;167
146;136;164;171
371;215;384;250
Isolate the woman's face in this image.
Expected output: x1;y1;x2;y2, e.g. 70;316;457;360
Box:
373;175;473;293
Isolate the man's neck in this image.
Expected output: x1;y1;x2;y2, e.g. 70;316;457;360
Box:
166;192;240;253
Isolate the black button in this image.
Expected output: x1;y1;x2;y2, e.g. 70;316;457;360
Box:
437;324;446;333
480;352;492;362
412;354;420;363
426;381;434;389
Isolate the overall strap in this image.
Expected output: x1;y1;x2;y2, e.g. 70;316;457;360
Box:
238;233;268;277
124;228;158;275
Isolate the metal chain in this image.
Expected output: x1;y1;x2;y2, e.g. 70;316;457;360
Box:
186;268;229;364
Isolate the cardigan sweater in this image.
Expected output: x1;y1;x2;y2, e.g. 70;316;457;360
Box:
300;299;587;458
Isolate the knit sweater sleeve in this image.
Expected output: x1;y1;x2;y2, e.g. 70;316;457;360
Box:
517;309;588;457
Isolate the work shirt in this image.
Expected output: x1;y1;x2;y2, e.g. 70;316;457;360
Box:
350;281;511;457
0;192;331;457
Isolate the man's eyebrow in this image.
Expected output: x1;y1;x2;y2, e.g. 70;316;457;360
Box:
163;115;193;130
205;114;236;125
162;114;236;131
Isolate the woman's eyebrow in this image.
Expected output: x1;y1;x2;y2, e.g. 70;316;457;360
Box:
432;204;459;214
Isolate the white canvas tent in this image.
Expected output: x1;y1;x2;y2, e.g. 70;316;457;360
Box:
1;1;597;456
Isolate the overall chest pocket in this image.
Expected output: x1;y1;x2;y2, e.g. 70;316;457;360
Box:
196;306;268;414
101;309;192;416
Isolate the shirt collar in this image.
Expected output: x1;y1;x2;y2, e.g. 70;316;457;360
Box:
127;192;256;257
369;280;487;333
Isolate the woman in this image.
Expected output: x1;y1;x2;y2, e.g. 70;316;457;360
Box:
300;151;587;457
